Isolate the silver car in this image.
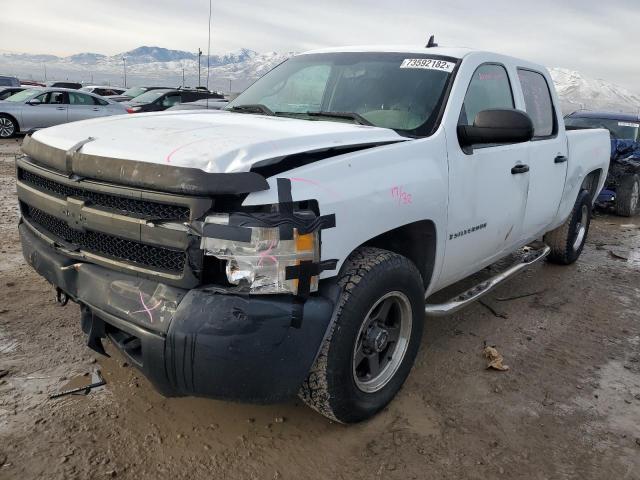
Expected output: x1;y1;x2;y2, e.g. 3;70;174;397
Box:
0;87;128;138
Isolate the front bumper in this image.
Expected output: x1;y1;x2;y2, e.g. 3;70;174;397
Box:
20;222;334;403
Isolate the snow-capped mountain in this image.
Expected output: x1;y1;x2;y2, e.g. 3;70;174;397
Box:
549;68;640;114
1;46;638;113
0;46;290;93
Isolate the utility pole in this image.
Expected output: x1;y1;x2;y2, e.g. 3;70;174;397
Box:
122;57;127;88
182;67;185;88
229;79;232;94
43;63;47;81
197;48;203;88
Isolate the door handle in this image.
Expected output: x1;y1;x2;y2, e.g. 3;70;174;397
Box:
92;108;100;111
56;107;66;110
511;164;530;174
554;155;568;164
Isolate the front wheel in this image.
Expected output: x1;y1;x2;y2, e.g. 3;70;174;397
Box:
544;189;592;265
0;115;17;139
299;247;424;423
615;174;640;217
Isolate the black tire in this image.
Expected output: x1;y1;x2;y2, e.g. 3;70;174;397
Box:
299;247;425;423
615;174;639;217
0;114;18;139
544;189;592;265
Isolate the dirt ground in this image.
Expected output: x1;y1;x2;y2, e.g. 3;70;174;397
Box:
1;137;639;480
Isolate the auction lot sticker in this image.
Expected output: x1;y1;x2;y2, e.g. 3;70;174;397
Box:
400;58;456;72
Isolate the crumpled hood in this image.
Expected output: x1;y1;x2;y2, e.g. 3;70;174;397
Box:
29;110;406;174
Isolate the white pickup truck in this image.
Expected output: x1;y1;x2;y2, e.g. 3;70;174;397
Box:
16;45;610;423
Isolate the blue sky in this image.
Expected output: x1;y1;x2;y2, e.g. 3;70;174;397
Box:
1;0;638;92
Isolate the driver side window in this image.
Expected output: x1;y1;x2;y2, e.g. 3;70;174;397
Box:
162;94;180;108
459;64;514;126
42;91;67;105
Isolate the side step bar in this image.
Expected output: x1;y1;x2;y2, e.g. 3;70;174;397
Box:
425;245;551;317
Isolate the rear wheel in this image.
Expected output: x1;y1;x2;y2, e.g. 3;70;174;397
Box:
615;174;640;217
299;247;424;423
0;115;17;138
544;189;592;265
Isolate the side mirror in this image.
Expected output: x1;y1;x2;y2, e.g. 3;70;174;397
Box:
27;98;43;105
457;109;534;148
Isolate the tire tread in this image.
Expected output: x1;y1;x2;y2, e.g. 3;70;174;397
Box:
299;247;421;422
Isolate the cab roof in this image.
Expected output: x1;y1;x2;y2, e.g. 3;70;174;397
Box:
299;45;476;59
296;45;549;74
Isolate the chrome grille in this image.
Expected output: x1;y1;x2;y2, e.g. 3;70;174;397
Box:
18;168;190;220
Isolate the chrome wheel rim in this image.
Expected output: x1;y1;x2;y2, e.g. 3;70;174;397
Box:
0;118;14;138
352;291;412;393
573;204;589;251
631;180;639;212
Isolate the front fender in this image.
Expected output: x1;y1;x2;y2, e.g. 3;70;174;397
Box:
242;131;449;281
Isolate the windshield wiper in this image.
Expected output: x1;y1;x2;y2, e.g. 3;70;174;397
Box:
229;104;275;116
305;111;373;126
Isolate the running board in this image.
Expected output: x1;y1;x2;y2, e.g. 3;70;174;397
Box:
425;245;551;317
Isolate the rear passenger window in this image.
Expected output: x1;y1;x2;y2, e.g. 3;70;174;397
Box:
517;69;555;137
459;64;514;126
68;92;95;105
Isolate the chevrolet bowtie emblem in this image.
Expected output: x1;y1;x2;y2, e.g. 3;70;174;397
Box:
63;197;87;232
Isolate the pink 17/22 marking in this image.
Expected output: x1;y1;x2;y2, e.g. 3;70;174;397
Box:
391;186;412;205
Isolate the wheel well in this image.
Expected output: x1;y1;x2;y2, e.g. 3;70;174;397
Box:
0;112;19;131
360;220;436;289
581;169;602;199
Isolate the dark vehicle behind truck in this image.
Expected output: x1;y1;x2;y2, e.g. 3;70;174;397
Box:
565;111;640;216
0;75;20;87
125;89;224;113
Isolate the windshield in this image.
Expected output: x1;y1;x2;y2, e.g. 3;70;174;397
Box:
565;116;640;141
227;52;457;135
130;89;170;104
123;87;150;98
5;89;40;102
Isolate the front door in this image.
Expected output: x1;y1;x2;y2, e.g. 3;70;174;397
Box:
517;69;568;239
21;91;68;130
439;63;531;287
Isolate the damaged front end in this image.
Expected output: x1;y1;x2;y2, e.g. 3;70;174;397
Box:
17;135;337;403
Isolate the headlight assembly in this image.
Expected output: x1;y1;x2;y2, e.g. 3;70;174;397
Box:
201;213;320;294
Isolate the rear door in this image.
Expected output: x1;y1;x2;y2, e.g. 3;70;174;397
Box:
20;91;68;129
440;63;531;286
68;91;106;122
517;69;568;238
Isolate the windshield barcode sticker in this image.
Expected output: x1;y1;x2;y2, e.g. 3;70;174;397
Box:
400;59;456;72
618;122;640;128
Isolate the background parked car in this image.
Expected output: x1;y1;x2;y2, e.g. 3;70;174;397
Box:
20;80;45;87
80;85;126;96
0;87;127;138
45;81;82;89
124;88;224;113
166;98;229;111
565;110;640;216
0;76;20;87
106;86;169;102
0;87;29;101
